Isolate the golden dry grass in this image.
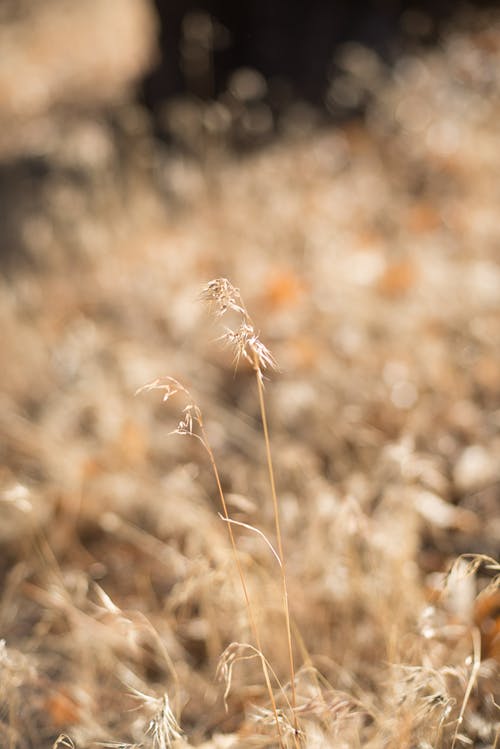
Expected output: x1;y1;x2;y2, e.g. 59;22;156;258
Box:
1;8;499;749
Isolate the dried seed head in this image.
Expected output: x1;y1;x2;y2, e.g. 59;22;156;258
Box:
220;322;279;377
174;404;202;436
137;376;203;438
135;377;188;403
201;278;279;381
52;736;75;749
200;278;246;317
146;694;183;749
216;642;263;711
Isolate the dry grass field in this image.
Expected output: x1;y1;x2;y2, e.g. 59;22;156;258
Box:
0;4;499;748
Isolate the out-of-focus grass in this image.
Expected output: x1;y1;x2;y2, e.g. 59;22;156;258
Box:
0;5;499;748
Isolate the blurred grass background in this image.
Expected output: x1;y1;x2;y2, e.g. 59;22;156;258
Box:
0;2;499;747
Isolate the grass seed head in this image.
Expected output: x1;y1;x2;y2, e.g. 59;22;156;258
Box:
202;278;279;380
219;323;279;376
200;278;246;317
146;694;183;749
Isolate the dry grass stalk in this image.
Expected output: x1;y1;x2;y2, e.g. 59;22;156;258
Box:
138;375;285;746
201;278;299;741
450;628;482;749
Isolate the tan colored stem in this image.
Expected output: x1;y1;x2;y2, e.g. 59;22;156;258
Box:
198;419;285;748
254;362;299;743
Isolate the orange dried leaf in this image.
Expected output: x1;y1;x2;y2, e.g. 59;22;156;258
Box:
377;260;417;297
45;691;80;727
264;270;304;309
474;590;500;662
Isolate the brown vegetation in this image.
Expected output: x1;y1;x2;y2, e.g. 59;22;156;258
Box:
0;4;499;748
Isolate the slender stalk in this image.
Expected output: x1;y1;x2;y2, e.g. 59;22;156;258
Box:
139;376;286;744
198;418;285;748
451;628;482;749
254;360;299;742
199;280;301;744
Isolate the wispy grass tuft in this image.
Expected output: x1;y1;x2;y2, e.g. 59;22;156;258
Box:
201;278;299;740
138;368;287;745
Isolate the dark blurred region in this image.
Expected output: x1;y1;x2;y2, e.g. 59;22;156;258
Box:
144;0;448;105
142;0;497;135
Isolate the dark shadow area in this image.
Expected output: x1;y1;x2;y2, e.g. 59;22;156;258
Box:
142;0;495;115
